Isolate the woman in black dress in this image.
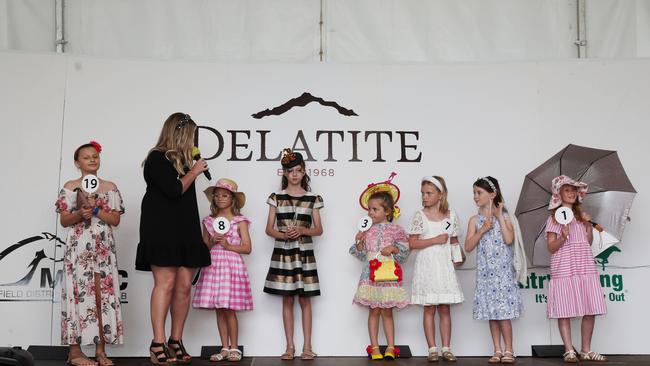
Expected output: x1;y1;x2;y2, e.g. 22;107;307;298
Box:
136;112;211;364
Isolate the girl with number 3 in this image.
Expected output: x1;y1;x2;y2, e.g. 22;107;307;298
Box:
55;141;125;366
192;178;253;362
546;175;607;363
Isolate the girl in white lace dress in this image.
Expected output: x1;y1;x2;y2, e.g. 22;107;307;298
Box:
407;176;464;362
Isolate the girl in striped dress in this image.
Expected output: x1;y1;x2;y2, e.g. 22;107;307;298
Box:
263;149;324;360
193;178;252;362
546;175;607;363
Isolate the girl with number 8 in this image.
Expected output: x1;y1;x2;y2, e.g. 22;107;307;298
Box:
192;178;253;362
545;175;607;363
55;141;125;366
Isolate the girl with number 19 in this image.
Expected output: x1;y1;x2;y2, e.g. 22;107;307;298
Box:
55;141;125;366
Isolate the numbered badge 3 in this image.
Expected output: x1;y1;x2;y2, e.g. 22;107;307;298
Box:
357;215;372;232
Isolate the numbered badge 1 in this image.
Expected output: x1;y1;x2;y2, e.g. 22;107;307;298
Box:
357;215;372;232
81;174;99;194
213;217;231;235
554;207;574;225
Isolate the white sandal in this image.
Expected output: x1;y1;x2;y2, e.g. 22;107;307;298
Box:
580;351;608;362
227;349;242;362
209;348;230;362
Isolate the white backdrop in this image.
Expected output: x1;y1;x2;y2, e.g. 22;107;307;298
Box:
1;51;649;357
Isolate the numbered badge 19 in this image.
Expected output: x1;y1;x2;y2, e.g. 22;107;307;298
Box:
81;174;99;194
554;207;574;225
213;217;231;234
357;215;372;232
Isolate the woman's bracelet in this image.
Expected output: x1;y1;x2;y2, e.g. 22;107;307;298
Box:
92;207;100;216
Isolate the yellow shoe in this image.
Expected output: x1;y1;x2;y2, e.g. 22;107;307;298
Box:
366;345;383;360
384;346;396;360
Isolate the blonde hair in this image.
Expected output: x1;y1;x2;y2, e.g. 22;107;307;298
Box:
145;113;196;175
422;175;449;214
210;189;241;216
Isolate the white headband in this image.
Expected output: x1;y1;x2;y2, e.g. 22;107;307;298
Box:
421;176;444;193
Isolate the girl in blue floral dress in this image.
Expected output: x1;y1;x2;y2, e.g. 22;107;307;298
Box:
464;177;523;364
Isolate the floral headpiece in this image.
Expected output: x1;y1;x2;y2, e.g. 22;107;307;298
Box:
548;175;588;210
479;176;497;193
281;148;303;169
359;172;401;220
89;140;102;153
176;113;191;129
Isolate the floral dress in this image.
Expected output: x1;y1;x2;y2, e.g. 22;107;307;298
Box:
408;210;464;305
55;188;125;345
349;223;410;309
472;213;523;320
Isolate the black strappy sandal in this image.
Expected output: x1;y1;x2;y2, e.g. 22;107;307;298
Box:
167;338;191;364
149;341;175;365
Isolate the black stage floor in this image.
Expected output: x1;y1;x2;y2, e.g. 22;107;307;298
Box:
33;355;650;366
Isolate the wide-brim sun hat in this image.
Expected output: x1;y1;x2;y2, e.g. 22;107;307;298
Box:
204;178;246;208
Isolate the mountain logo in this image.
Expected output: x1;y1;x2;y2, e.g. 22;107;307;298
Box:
251;92;358;119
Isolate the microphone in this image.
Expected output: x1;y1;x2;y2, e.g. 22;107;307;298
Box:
191;146;212;180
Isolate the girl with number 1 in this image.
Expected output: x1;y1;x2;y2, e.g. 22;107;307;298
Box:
546;175;607;363
55;141;125;366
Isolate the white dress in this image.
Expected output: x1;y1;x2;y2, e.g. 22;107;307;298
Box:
408;209;464;305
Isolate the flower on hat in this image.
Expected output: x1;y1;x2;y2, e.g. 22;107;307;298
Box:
548;175;588;210
89;141;102;153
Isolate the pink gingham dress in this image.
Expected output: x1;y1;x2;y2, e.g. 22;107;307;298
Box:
192;215;253;311
545;216;606;318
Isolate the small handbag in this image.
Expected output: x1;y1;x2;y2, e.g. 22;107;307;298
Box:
369;253;403;282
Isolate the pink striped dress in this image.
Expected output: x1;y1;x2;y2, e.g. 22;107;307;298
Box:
192;215;253;311
545;216;606;318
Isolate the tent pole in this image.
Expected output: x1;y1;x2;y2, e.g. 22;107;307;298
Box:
319;0;324;62
575;0;587;58
55;0;66;53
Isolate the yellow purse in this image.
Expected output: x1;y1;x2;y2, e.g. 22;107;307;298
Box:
369;253;403;282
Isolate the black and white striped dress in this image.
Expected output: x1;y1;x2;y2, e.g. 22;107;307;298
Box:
263;190;324;297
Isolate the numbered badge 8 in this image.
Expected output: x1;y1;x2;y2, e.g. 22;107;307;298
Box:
81;174;99;194
213;217;231;235
357;215;372;232
554;207;574;225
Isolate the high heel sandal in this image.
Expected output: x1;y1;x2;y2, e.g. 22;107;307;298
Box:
384;346;397;360
167;338;191;364
149;341;175;365
366;345;383;360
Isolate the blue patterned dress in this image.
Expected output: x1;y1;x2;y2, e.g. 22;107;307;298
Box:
472;213;523;320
